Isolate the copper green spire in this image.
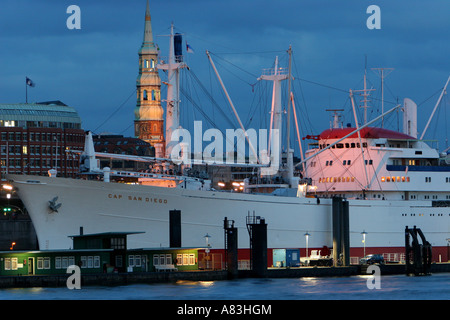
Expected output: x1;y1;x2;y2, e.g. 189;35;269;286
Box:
140;0;157;54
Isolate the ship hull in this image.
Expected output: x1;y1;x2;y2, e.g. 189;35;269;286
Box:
7;174;449;261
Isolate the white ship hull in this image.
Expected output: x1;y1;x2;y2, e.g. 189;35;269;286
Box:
7;174;449;259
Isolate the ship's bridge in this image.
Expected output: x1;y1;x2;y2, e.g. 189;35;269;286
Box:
303;126;447;198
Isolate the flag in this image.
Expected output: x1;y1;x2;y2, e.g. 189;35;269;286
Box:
26;77;35;87
186;42;194;54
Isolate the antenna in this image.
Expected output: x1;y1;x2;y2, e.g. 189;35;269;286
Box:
371;67;394;128
353;56;375;125
325;109;344;129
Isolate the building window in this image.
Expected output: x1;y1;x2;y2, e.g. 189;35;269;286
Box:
111;237;125;249
143;90;148;100
4;258;11;270
153;254;160;266
37;257;50;270
94;256;100;268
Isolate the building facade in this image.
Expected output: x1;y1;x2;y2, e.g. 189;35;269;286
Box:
0;101;84;177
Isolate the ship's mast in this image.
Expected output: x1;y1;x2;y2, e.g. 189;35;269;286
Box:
259;56;289;175
158;24;187;159
371;67;394;128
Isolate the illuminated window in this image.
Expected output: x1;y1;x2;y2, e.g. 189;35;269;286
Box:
4;258;11;270
397;176;401;182
351;177;355;182
407;177;410;182
189;254;195;265
402;176;405;182
386;177;390;182
391;177;395;182
381;177;385;182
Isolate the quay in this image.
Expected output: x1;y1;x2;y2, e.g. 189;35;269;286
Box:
0;263;449;289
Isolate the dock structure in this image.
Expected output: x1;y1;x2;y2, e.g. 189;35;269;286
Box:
405;226;432;276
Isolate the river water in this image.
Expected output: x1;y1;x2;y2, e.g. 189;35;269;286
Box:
0;273;448;300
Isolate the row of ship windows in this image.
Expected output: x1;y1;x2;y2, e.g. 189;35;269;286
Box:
381;176;410;182
318;176;412;183
319;142;368;149
401;213;447;217
319;176;450;184
312;159;374;167
319;177;355;183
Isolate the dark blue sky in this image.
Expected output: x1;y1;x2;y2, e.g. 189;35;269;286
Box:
1;0;449;154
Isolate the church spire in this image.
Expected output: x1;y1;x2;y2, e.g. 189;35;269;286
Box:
140;0;157;54
134;0;165;149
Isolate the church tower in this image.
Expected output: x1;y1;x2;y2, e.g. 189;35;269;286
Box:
134;1;165;150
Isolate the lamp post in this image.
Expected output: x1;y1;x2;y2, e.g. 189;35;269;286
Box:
304;232;310;258
204;233;211;269
361;230;367;258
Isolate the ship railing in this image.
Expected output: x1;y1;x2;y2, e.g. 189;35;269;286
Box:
110;170;185;181
260;67;288;76
158;55;184;64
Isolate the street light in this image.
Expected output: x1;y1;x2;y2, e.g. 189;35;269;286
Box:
361;230;368;258
304;232;310;259
204;233;211;269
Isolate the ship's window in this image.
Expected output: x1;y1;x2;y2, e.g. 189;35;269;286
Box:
351;143;355;148
347;160;351;165
386;177;390;182
345;143;350;148
391;176;395;182
336;143;343;149
343;160;346;165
